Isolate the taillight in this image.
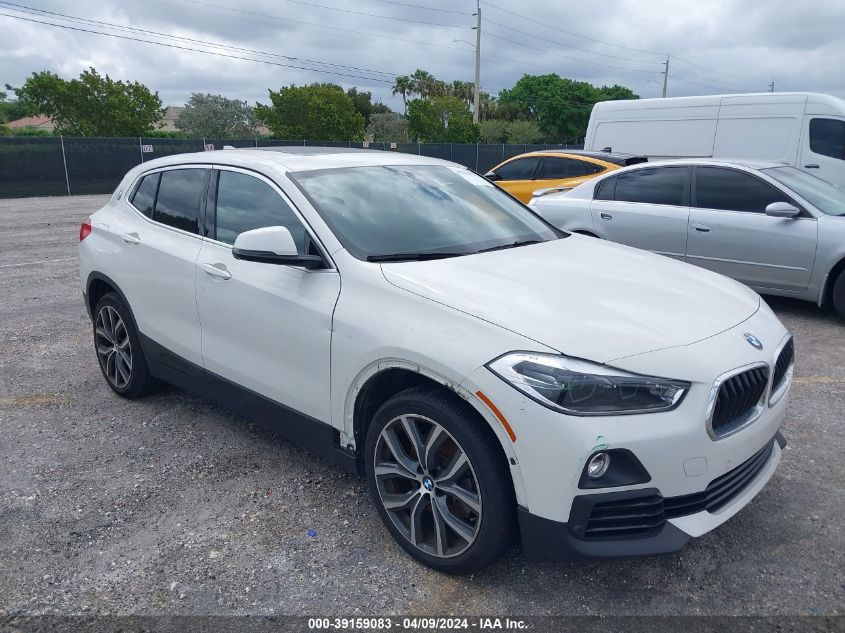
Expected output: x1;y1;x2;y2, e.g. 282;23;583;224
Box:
79;219;92;241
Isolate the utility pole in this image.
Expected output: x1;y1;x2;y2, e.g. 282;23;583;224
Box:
472;1;481;124
662;56;670;98
769;79;775;93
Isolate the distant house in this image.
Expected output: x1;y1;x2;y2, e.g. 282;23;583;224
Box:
6;114;55;131
159;106;185;131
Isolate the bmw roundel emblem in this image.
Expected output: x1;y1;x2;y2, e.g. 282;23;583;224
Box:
744;333;763;350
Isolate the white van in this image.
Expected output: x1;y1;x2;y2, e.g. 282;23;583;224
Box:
585;92;845;188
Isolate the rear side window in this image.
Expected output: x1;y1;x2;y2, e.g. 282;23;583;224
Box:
130;173;159;218
696;167;790;213
215;170;308;252
809;118;845;160
594;176;616;201
614;167;687;206
538;157;602;179
154;169;208;235
494;157;541;181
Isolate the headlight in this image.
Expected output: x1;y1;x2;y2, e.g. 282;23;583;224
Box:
487;352;689;416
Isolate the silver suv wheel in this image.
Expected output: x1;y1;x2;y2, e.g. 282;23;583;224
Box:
373;414;482;558
95;305;132;389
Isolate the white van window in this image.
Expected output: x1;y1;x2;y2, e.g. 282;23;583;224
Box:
809;118;845;160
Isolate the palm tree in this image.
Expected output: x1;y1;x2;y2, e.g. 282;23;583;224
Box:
392;75;412;113
410;69;437;100
449;80;474;106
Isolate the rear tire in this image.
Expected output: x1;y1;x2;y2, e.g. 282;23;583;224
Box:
833;272;845;319
93;292;161;398
364;385;517;574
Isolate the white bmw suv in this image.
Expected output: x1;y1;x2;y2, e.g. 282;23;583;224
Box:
79;147;793;574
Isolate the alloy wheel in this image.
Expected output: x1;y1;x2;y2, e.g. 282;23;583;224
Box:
95;305;132;389
374;414;482;558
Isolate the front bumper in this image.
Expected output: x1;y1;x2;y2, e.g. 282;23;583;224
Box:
518;432;785;560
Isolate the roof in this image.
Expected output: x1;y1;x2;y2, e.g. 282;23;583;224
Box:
126;146;457;178
6;115;55;130
634;157;788;170
515;149;648;166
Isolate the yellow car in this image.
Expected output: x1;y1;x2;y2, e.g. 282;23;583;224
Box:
484;150;647;203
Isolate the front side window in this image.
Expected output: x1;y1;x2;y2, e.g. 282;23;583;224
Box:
809;118;845;160
215;170;308;252
154;168;208;234
763;166;845;216
538;157;601;180
290;165;559;260
130;173;159;218
696;167;790;213
614;167;688;206
494;157;541;181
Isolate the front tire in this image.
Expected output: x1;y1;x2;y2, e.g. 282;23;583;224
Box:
93;292;161;398
832;271;845;319
364;385;517;574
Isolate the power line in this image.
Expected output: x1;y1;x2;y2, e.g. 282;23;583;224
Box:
482;0;664;59
148;0;476;57
367;0;468;15
482;0;768;85
0;11;397;83
193;0;468;29
0;1;398;78
484;16;661;67
483;30;663;75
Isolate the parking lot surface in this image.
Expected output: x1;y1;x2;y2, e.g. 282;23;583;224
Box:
0;195;843;616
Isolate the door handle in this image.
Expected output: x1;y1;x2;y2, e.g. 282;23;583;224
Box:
599;212;613;220
694;224;711;233
120;232;141;245
200;263;232;280
804;164;820;169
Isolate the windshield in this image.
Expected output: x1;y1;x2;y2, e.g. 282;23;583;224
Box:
290;165;560;260
762;166;845;216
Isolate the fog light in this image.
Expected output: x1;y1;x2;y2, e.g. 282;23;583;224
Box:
587;452;611;479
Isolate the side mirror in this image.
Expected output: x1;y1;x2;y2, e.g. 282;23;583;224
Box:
232;226;323;269
532;186;572;199
484;171;502;182
765;202;801;218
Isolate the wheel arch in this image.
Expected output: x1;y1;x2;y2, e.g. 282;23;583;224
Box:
347;361;526;505
86;271;130;318
822;254;845;307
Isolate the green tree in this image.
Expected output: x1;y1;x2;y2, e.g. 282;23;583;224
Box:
505;119;543;144
0;87;30;123
255;83;365;141
480;119;508;143
407;96;479;143
365;112;409;143
409;69;438;100
392;75;412;113
12;68;163;136
498;74;638;142
346;87;390;125
175;93;259;138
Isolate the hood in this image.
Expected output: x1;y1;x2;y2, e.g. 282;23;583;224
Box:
381;235;760;363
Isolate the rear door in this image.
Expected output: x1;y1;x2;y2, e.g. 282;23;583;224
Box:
195;167;340;421
686;166;818;291
115;166;209;365
590;165;691;260
487;156;541;203
800;116;845;188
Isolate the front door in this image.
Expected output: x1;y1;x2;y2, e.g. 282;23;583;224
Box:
686;166;818;291
195;168;340;422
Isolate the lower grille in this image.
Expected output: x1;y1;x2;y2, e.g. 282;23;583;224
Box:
570;437;776;540
772;337;794;394
710;366;769;437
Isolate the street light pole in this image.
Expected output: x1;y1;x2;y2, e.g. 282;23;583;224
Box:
662;55;670;98
473;1;481;123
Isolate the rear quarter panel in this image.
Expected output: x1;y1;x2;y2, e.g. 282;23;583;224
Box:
532;194;597;235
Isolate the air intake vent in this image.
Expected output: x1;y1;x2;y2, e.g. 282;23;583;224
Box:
711;366;769;437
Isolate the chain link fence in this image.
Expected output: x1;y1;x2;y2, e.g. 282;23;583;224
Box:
0;136;583;199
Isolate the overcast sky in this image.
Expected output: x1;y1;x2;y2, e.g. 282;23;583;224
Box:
1;0;843;110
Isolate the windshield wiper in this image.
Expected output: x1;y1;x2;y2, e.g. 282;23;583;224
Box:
476;239;542;253
366;251;467;262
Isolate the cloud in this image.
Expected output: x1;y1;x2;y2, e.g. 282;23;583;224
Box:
1;0;842;111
